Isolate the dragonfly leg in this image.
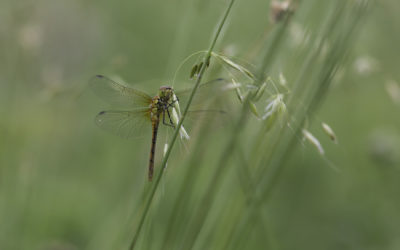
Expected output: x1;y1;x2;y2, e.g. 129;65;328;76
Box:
167;99;177;108
166;108;175;127
162;110;175;128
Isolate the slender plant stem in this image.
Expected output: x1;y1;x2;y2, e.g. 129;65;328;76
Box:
177;6;294;250
225;2;372;248
128;0;236;249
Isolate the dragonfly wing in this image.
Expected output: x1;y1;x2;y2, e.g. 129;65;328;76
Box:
89;75;152;108
95;108;151;138
175;78;229;108
185;109;228;129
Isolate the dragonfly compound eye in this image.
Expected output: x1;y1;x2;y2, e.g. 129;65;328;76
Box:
159;86;174;98
159;85;172;91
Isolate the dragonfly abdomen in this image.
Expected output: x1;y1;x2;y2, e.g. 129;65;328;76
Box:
148;114;160;181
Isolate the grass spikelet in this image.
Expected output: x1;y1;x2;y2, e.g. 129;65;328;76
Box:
385;80;400;106
212;52;256;80
253;81;267;101
279;72;287;87
232;78;244;103
189;64;198;79
322;122;337;144
270;0;290;23
303;129;325;155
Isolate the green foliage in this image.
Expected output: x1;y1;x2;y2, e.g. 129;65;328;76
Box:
2;0;400;250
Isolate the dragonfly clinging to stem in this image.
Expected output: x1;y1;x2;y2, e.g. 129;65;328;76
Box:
89;75;224;181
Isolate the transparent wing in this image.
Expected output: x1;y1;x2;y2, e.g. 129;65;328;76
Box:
95;108;151;139
89;75;152;108
175;78;229;108
185;109;229;130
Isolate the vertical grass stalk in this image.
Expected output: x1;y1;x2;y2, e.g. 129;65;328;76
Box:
128;0;237;249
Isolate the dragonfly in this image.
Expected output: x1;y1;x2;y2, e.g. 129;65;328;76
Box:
89;75;223;181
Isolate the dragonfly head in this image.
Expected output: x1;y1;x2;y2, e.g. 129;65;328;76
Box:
159;86;174;100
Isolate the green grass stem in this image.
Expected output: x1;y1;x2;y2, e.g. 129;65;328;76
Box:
128;0;236;248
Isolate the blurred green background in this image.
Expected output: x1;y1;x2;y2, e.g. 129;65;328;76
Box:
1;0;400;249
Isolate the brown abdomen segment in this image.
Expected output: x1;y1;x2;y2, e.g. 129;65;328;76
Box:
148;119;159;181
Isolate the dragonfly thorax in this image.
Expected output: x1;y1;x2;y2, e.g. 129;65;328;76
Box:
156;86;175;107
158;86;174;100
150;87;175;118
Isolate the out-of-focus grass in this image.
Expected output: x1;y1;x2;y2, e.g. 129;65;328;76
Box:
1;0;400;250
